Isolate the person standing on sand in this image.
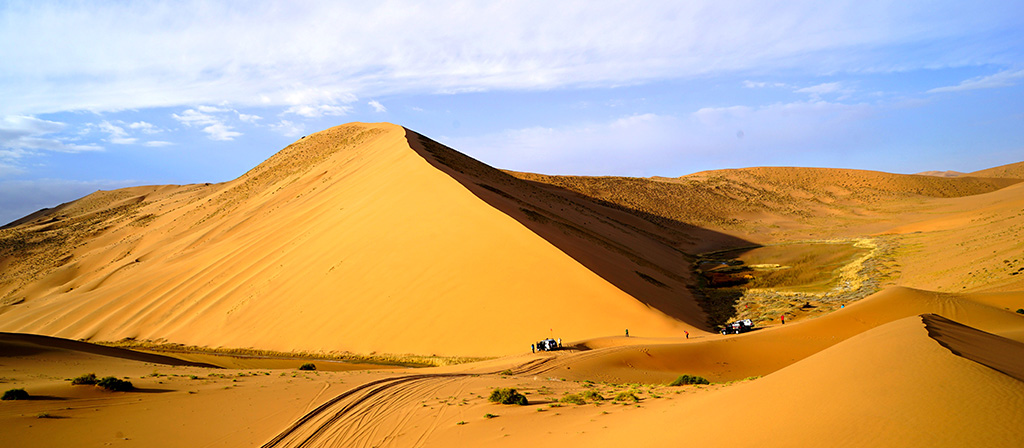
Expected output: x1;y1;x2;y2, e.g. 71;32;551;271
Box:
531;344;535;353
685;330;689;339
781;315;785;325
625;329;629;337
557;338;562;348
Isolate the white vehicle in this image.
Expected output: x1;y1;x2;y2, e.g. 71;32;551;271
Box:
720;319;754;335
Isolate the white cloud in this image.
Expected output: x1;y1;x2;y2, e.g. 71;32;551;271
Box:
796;82;843;95
202;123;242;141
0;115;102;154
1;1;1018;116
928;68;1024;93
269;120;305;138
743;80;789;89
368;100;387;113
128;121;161;134
143;140;174;147
98;120;137;144
237;113;262;123
172;107;242;141
282;104;351;118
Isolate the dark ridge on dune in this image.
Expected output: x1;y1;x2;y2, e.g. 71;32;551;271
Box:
0;332;218;368
922;314;1024;382
404;128;756;330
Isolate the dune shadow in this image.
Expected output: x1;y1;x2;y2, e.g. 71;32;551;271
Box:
26;395;67;401
406;130;756;331
129;387;175;394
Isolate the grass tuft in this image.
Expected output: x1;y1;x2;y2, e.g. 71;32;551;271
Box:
668;374;710;386
488;388;528;406
2;388;29;400
71;373;98;385
97;376;133;392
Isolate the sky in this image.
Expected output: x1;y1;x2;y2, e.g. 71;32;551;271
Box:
1;1;1023;225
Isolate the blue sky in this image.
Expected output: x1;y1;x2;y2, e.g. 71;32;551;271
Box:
1;1;1023;225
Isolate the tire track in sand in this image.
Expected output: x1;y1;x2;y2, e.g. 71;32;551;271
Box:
260;374;469;448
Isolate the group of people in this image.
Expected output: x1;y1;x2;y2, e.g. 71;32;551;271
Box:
531;337;561;353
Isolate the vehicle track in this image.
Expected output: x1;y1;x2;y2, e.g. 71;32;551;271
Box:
261;351;613;448
260;373;470;448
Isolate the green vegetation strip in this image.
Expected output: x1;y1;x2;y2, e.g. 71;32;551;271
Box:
96;340;490;368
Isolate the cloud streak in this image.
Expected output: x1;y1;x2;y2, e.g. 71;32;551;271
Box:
928;68;1024;93
1;1;1019;116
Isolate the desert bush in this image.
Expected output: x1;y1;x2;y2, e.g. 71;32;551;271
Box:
580;390;604;401
1017;309;1024;314
2;388;29;400
669;374;710;386
614;391;639;402
97;376;133;392
560;393;586;405
71;373;98;385
298;363;317;371
483;413;498;419
488;388;528;405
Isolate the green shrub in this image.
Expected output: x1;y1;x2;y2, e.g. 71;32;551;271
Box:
97;376;133;392
71;373;98;385
1016;309;1024;314
298;363;317;371
2;388;29;400
669;374;710;386
579;390;604;401
560;393;586;405
614;391;638;402
488;388;528;405
483;413;498;419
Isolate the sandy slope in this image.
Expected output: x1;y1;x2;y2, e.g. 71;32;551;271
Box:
514;166;1021;245
3;288;1022;447
500;286;1024;384
0;123;692;357
548;314;1024;448
253;292;1024;448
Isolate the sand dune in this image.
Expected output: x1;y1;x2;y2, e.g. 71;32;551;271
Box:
514;165;1021;245
501;286;1024;384
550;314;1024;448
0;123;695;357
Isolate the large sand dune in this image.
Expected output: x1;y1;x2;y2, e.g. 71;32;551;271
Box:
0;123;700;357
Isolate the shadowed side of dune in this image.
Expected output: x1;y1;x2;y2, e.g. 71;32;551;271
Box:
0;332;216;367
405;129;754;330
923;313;1024;381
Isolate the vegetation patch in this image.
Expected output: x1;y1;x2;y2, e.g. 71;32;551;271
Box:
97;376;134;392
694;238;891;327
488;388;528;406
2;388;29;400
298;363;317;371
669;374;710;386
613;391;639;403
560;393;587;405
71;373;98;385
580;390;604;401
98;340;490;368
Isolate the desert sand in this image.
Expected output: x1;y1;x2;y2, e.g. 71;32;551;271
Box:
2;122;1023;446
